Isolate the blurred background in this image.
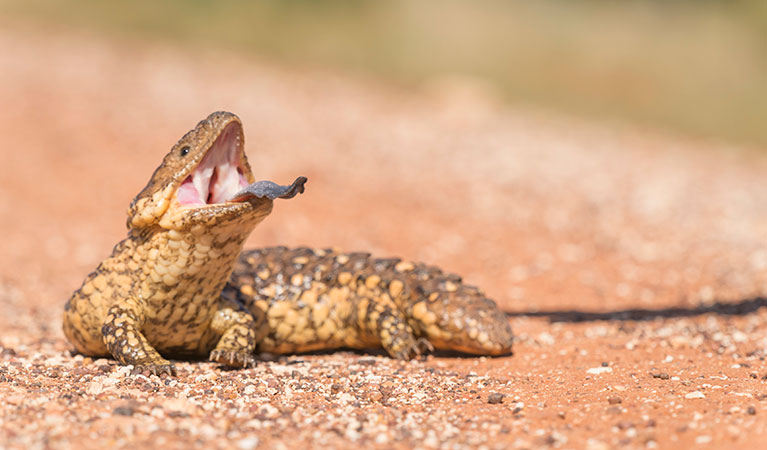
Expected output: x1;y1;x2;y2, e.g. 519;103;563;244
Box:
2;0;767;318
3;0;767;146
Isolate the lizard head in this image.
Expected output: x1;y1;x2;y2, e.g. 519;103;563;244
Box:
127;111;305;231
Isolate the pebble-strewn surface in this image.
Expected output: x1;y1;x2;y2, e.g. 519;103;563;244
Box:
2;24;767;449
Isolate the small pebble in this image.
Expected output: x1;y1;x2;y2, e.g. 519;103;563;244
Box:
236;437;259;450
487;393;505;404
616;421;634;430
112;406;135;416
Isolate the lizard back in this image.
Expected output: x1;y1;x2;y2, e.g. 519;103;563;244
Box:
225;246;514;358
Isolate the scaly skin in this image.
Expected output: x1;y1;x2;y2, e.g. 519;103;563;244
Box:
63;111;513;375
224;247;514;359
63;111;305;375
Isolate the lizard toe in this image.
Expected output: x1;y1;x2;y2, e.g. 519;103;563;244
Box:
414;337;434;357
210;349;256;368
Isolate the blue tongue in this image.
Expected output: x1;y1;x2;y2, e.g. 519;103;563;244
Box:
230;176;307;201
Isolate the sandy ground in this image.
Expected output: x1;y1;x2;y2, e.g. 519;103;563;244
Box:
2;24;767;449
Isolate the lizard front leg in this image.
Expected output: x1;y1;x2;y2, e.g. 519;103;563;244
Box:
208;296;265;368
102;300;175;376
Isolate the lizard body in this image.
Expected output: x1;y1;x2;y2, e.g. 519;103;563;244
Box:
225;247;513;359
63;112;513;375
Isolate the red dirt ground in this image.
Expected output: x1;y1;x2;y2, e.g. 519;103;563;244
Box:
2;24;767;449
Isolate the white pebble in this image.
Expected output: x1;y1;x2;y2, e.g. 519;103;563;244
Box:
236;437;259;450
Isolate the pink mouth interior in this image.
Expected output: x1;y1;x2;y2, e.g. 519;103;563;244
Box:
176;123;250;206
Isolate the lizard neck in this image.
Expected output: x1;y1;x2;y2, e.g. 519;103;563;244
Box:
128;210;267;302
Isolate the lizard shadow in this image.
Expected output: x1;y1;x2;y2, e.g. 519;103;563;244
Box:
504;297;767;323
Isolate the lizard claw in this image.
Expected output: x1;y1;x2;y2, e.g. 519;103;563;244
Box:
413;338;435;361
415;338;435;355
130;363;177;377
210;349;256;368
391;338;435;360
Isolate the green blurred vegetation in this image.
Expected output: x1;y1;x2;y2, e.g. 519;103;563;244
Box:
4;0;766;146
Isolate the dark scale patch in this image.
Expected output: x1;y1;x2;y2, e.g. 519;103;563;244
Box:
373;258;401;271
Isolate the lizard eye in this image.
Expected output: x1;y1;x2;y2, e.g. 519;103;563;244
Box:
180;146;191;156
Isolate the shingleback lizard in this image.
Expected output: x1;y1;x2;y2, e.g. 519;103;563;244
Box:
63;111;513;375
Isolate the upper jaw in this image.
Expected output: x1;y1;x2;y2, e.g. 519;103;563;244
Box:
170;119;307;216
175;121;251;208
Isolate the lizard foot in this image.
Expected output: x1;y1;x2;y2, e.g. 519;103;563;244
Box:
392;338;434;360
210;349;256;368
130;363;177;377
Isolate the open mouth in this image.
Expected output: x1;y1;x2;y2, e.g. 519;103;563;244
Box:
176;122;250;206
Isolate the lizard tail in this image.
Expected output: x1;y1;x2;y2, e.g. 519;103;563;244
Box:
392;262;514;356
